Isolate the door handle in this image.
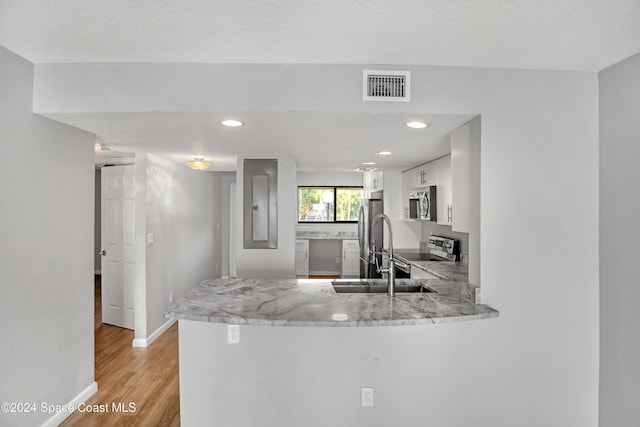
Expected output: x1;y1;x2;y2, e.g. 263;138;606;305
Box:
99;250;107;256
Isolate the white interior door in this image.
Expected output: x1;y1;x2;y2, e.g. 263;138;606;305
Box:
101;165;135;329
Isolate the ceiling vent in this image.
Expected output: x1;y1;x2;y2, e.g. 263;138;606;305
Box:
363;70;410;102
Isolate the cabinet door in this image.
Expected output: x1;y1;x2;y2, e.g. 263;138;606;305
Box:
295;240;309;277
436;155;452;226
451;123;471;233
342;240;360;277
371;171;383;191
414;164;437;188
415;167;425;187
363;171;372;198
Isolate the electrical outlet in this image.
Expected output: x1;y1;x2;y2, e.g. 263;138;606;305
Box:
361;387;374;407
169;292;174;304
227;325;240;344
147;233;154;246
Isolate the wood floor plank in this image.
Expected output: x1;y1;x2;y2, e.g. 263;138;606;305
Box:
61;277;180;426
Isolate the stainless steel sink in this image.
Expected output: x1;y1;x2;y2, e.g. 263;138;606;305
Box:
331;281;435;294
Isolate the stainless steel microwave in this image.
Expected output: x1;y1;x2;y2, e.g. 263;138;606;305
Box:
415;186;437;221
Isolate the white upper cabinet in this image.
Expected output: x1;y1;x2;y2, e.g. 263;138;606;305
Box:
371;171;383;192
363;171;383;198
436;155;452;226
406;162;438;190
451;123;471;233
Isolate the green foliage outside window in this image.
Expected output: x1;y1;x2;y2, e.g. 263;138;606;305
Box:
298;187;363;222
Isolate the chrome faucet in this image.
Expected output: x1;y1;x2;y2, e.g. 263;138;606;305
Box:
370;213;396;296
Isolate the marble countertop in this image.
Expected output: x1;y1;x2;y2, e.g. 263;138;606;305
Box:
296;230;358;240
165;276;498;327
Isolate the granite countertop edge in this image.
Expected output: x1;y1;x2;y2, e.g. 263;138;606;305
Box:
165;275;499;327
168;310;499;327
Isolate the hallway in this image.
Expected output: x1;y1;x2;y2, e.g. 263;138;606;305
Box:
61;276;180;426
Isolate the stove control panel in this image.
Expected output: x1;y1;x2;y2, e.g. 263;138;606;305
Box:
425;236;460;261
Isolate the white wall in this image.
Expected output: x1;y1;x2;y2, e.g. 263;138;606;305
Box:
468;116;482;285
0;46;96;426
599;51;640;426
139;154;219;337
236;156;296;278
418;115;481;281
219;172;236;277
32;63;600;425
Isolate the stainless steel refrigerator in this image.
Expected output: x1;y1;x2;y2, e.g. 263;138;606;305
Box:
358;197;383;278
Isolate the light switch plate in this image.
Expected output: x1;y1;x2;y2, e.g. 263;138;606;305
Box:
147;233;154;246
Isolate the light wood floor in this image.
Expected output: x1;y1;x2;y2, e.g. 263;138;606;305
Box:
61;276;180;426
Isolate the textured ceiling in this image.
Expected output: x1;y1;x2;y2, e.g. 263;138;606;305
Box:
3;0;639;171
1;0;639;71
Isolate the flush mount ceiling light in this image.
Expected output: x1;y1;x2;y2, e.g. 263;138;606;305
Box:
186;157;212;171
362;161;377;165
221;119;243;127
406;121;428;129
376;151;392;156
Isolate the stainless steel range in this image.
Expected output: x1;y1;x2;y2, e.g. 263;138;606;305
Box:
393;236;460;278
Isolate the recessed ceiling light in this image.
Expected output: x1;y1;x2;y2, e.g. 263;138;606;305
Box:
362;161;377;165
221;120;243;127
376;151;392;156
406;121;428;129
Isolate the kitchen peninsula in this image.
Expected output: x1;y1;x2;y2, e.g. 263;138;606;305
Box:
167;259;498;426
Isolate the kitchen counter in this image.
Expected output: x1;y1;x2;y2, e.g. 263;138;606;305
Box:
171;258;499;426
165;276;498;327
296;230;358;240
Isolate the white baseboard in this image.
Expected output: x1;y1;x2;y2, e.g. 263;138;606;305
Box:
132;318;176;348
309;270;341;276
94;270;101;275
41;381;98;427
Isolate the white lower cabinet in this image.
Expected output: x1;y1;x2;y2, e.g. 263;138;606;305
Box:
295;239;309;277
341;240;360;277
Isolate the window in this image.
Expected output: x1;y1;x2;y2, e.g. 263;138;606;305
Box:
298;187;363;223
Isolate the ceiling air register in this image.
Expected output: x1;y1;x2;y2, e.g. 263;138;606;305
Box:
362;70;411;102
